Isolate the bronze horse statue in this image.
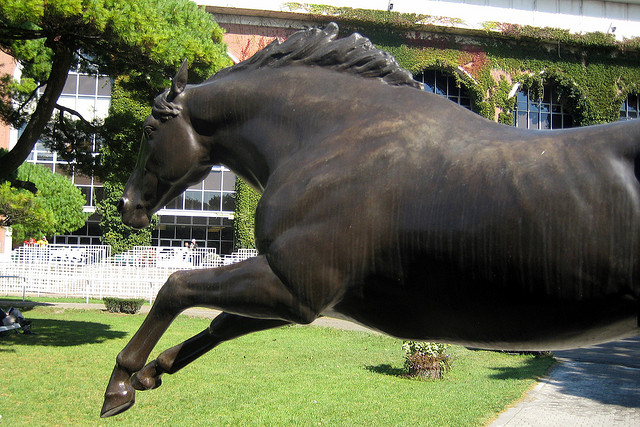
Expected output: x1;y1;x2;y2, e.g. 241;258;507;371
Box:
102;23;640;417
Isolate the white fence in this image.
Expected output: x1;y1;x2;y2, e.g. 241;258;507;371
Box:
0;244;257;303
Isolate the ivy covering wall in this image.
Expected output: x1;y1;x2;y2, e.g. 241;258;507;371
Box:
284;3;640;125
232;5;640;249
233;178;261;249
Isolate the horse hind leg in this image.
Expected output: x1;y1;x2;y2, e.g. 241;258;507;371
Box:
131;313;289;391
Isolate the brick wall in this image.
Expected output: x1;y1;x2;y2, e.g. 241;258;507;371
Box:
0;50;17;252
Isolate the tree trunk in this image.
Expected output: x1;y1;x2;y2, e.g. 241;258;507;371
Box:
0;40;74;181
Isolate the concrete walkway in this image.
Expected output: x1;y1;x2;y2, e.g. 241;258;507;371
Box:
0;299;376;333
490;335;640;426
4;300;639;425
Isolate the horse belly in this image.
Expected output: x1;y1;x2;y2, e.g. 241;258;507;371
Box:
328;273;638;351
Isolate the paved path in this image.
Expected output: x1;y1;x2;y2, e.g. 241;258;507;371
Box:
490;335;640;426
0;299;376;333
4;300;639;425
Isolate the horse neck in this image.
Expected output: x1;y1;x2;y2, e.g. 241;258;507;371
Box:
189;69;361;191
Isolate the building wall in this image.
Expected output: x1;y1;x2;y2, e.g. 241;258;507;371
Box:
209;6;640;126
0;51;16;254
201;0;640;39
8;64;236;252
222;22;300;61
0;50;15;151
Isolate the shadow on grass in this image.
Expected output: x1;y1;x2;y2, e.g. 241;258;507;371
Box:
0;318;127;347
488;355;555;381
364;364;406;377
0;300;55;314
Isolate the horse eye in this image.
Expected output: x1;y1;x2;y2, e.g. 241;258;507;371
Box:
144;126;154;138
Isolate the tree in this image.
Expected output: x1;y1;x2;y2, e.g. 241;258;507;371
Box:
0;162;86;243
97;73;156;183
0;0;230;180
16;162;88;235
0;180;55;243
97;181;157;254
95;77;159;253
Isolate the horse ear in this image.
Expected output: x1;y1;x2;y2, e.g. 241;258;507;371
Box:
169;59;188;99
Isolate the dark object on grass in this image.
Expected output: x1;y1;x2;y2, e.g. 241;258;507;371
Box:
103;297;145;314
103;23;640;417
1;307;32;334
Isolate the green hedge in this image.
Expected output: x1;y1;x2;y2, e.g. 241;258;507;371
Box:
103;297;145;314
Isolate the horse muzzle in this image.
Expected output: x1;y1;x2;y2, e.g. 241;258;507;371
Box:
118;197;152;229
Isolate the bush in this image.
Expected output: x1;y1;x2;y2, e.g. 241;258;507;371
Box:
402;341;452;379
103;297;145;314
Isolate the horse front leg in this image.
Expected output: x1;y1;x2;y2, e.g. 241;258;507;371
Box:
101;255;315;418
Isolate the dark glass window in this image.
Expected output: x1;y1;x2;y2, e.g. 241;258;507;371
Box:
204;192;221;211
175;226;190;240
222;192;236;212
514;84;573;129
160;225;175;239
165;196;182;210
414;69;472;110
620;94;639;120
185;191;202;210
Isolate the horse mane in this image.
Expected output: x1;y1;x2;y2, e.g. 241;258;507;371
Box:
210;22;423;90
153;23;422;120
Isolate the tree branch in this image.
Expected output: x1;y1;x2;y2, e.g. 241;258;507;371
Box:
0;37;75;181
55;104;96;129
0;23;45;40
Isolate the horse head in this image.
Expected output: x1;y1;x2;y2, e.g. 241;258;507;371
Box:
119;61;214;229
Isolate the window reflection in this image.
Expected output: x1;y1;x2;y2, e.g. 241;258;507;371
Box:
415;69;473;110
620;94;639;120
514;84;573;129
185;191;203;210
204;192;221;211
222;192;236;211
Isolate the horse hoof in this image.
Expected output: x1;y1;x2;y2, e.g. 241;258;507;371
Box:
100;395;135;418
130;359;163;391
101;365;136;418
131;372;163;391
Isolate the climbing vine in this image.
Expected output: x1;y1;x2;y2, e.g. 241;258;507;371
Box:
233;178;261;250
284;3;640;125
232;4;640;245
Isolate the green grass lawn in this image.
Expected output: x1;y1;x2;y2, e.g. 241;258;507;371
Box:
0;305;554;426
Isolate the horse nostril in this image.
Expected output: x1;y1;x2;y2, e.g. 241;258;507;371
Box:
117;198;126;213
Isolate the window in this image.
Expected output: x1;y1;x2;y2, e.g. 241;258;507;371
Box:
29;70;109;209
59;71;112;120
152;215;234;253
162;166;236;214
414;69;472;110
514;84;573;130
619;94;639;121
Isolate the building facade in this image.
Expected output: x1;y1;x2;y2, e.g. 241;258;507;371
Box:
204;1;640;130
0;50;17;259
3;0;640;254
6;63;237;253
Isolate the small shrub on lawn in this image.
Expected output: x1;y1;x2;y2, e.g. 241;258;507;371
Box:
403;341;452;379
103;297;145;314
